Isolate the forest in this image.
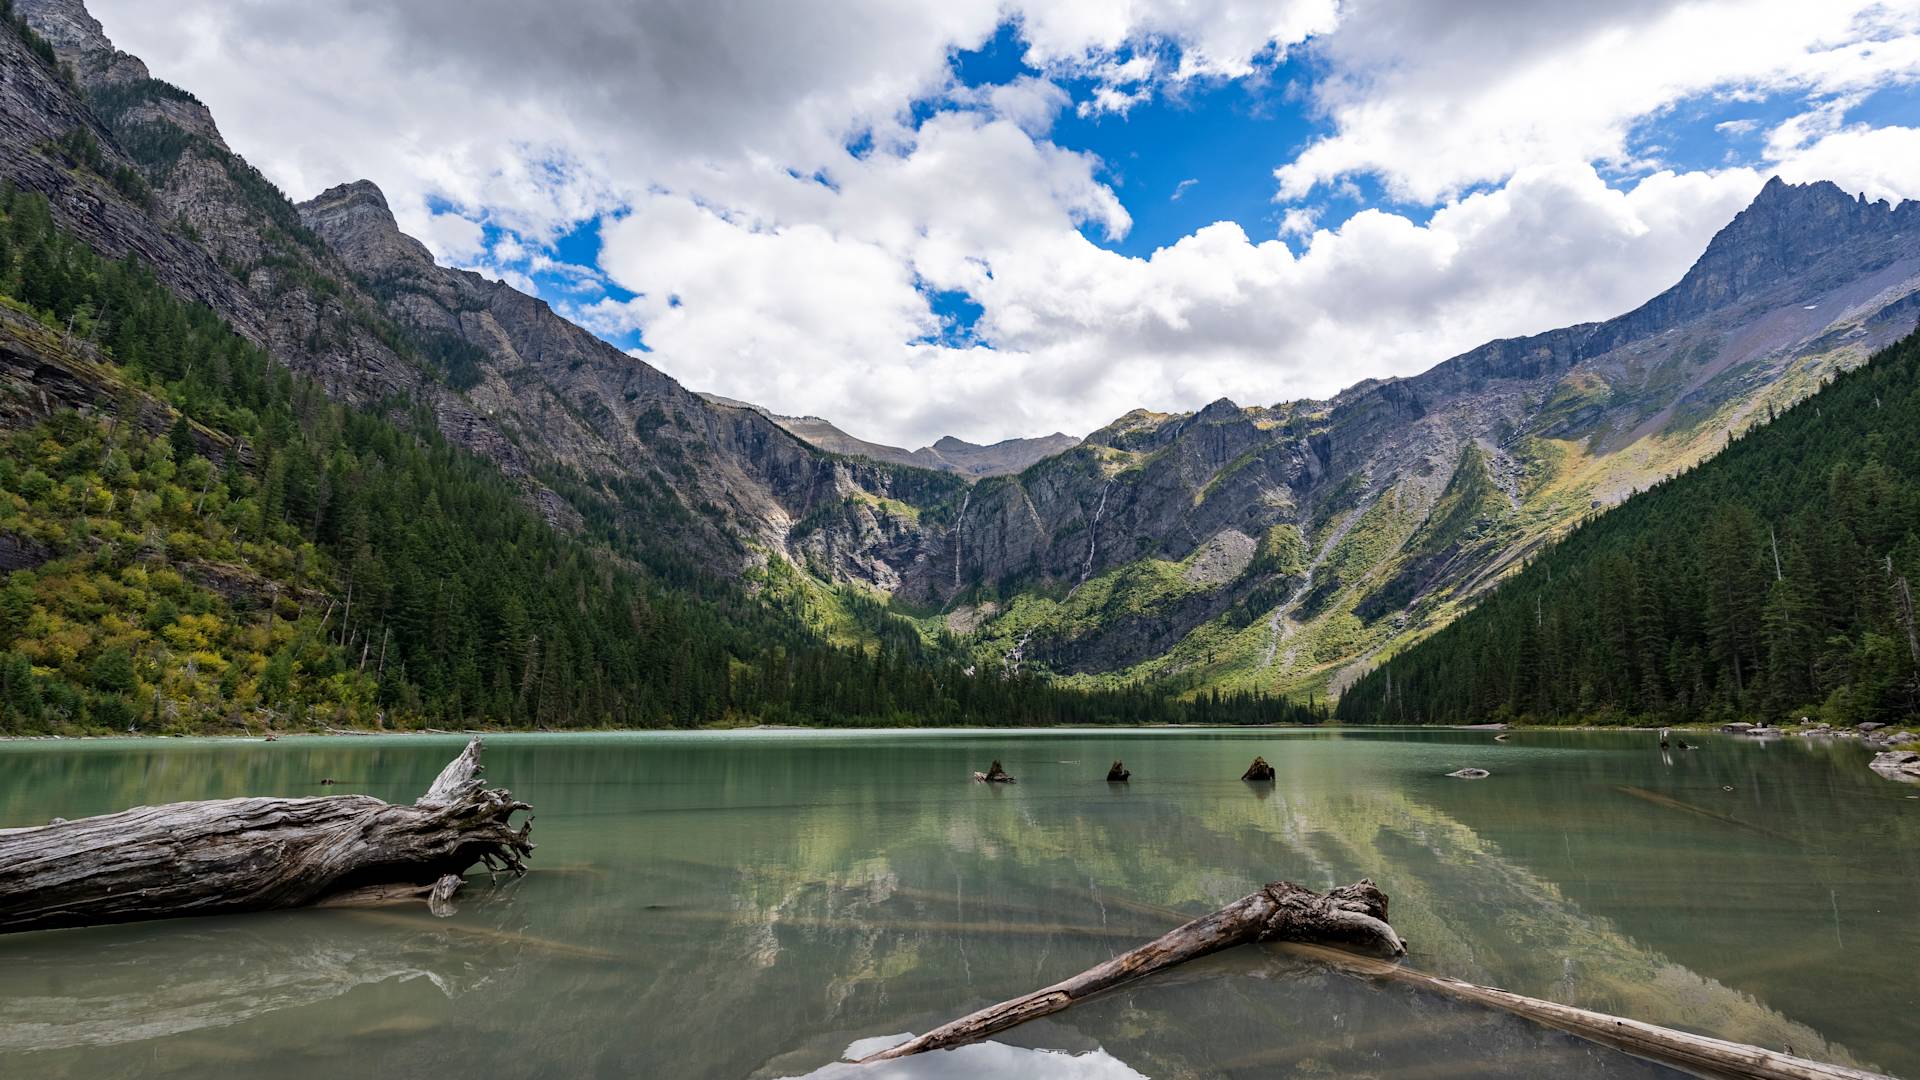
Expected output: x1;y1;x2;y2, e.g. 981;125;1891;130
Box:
0;186;1320;732
1337;329;1920;727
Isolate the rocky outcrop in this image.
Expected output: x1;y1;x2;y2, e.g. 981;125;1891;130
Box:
1870;750;1920;783
6;2;585;528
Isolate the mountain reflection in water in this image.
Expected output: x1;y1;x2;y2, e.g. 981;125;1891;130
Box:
0;729;1913;1079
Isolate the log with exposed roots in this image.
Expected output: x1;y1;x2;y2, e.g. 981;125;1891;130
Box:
0;737;532;935
858;879;1405;1062
857;879;1891;1079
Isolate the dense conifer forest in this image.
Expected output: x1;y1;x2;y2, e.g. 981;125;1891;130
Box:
1338;330;1920;727
0;188;1320;732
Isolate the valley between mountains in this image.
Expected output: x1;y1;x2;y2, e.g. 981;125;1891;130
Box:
5;0;1919;713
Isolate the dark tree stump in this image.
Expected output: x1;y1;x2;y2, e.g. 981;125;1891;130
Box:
1242;756;1275;781
1106;760;1130;782
973;760;1015;783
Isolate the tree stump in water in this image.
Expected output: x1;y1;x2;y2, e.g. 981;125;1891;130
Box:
0;737;532;935
1106;760;1130;782
1242;756;1275;781
973;760;1015;783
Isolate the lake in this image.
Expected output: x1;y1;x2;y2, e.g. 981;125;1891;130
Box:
0;728;1915;1078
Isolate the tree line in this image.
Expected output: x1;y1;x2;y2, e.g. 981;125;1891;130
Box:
1337;330;1920;727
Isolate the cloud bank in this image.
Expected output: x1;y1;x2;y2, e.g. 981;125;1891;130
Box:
91;0;1920;446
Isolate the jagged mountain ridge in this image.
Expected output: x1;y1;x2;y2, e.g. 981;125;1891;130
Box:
695;392;1078;479
940;177;1920;695
9;0;1920;702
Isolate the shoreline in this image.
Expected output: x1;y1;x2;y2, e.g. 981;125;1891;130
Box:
4;721;1907;744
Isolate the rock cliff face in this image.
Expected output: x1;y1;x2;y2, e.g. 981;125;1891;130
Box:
7;0;579;528
7;0;1919;700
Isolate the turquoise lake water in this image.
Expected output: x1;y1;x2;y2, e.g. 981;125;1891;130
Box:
0;728;1915;1078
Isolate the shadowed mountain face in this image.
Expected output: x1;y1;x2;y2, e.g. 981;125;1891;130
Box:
8;0;1920;699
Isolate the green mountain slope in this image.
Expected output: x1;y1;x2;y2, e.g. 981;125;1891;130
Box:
0;188;1320;732
1336;329;1920;727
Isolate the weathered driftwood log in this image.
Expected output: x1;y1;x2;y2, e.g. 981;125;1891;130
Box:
1241;756;1275;781
858;878;1889;1080
972;760;1015;783
1105;760;1130;782
0;737;532;934
1282;942;1894;1080
856;880;1404;1062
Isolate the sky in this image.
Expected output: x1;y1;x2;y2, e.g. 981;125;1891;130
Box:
92;0;1920;448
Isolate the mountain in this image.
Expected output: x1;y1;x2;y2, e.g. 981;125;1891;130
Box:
0;0;1314;731
8;0;1919;712
694;393;1079;480
1336;327;1920;727
925;177;1920;698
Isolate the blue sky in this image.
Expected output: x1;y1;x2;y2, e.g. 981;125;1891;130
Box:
99;0;1920;446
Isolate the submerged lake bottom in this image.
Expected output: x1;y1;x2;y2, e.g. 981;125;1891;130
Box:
0;727;1916;1079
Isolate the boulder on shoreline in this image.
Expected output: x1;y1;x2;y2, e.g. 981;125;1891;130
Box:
1870;750;1920;783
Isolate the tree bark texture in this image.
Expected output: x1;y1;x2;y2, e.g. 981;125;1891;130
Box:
0;737;531;934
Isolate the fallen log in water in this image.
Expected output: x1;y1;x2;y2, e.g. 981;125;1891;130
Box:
858;879;1890;1079
1281;942;1892;1080
0;737;532;934
857;879;1405;1062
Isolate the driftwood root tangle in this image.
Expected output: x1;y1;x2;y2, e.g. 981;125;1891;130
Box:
857;879;1404;1062
0;737;532;934
1242;756;1275;781
857;876;1889;1080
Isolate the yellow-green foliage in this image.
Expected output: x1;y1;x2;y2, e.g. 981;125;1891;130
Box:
0;412;371;732
848;489;920;524
1256;524;1308;577
749;554;938;654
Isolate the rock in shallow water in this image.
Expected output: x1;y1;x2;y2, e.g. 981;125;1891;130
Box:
1447;768;1491;779
1870;750;1920;783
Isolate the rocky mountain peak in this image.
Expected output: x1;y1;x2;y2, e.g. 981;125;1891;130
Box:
1652;177;1920;323
298;179;436;277
313;178;393;213
14;0;112;57
1195;396;1242;421
16;0;227;147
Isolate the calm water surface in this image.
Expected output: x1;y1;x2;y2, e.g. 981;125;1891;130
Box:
1;728;1916;1079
